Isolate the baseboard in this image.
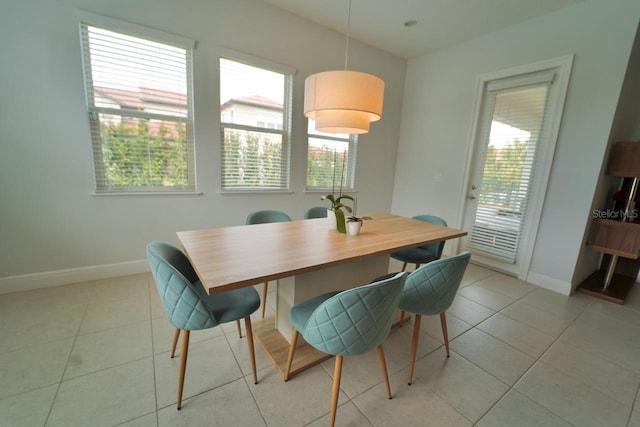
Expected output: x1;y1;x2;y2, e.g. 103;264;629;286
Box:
0;260;150;295
525;271;573;296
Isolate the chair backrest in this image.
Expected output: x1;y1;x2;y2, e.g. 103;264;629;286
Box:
414;214;448;258
400;251;471;316
146;241;217;330
304;206;328;219
302;272;407;357
245;210;292;225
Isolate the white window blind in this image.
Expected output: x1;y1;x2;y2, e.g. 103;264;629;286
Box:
469;72;554;262
306;120;358;192
220;56;292;191
79;19;195;193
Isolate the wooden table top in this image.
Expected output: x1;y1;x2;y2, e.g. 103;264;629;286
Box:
177;213;467;295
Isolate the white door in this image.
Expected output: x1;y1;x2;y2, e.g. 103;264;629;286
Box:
461;57;573;278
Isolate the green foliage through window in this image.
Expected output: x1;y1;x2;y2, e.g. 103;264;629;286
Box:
99;117;189;189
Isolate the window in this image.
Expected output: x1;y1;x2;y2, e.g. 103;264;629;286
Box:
79;15;195;193
306;120;358;191
220;54;293;191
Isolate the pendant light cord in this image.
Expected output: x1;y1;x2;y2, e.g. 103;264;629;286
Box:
344;0;352;70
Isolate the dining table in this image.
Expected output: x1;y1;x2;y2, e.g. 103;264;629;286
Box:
177;212;467;380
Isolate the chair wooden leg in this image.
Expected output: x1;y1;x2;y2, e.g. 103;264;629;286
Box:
170;328;180;358
376;345;392;399
261;281;268;318
414;263;421;271
236;320;243;338
329;355;343;427
401;262;407;272
408;314;422;385
177;329;190;410
440;312;450;357
244;316;258;384
284;329;299;381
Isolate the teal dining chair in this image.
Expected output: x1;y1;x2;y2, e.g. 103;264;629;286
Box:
146;241;261;410
245;210;292;317
390;214;447;272
303;206;328;219
284;272;408;427
400;251;471;385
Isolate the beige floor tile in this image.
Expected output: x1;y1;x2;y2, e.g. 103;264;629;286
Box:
225;326;274;378
448;295;496;326
353;375;472;427
585;299;640;328
558;313;640;374
319;348;403;399
306;401;374;427
157;378;265;427
462;263;498;285
0;385;57;427
383;322;442;369
0;303;85;354
519;288;590;319
87;274;149;303
515;361;632;427
151;316;223;356
64;320;152;380
500;301;575;337
249;364;347;427
477;389;572;426
116;413;158;427
473;274;537;300
154;335;244;409
458;284;515;311
80;297;150;335
47;358;156;427
541;340;640;406
3;270;640;427
411;348;509;422
0;339;73;399
419;312;473;344
477;313;555;358
450;328;535;385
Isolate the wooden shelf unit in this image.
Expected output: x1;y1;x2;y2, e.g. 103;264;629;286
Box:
577;141;640;304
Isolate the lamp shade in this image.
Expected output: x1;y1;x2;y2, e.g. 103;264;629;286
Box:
304;70;384;134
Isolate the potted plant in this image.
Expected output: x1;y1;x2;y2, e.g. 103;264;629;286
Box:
322;150;353;234
346;198;371;236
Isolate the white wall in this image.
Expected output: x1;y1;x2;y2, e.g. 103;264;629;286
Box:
392;0;640;292
0;0;406;286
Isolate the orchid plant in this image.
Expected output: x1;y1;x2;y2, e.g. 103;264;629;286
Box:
346;197;372;223
322;149;353;233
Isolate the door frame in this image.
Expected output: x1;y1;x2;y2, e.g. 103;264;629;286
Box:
455;55;574;280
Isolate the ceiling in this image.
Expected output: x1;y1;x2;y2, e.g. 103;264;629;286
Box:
260;0;585;59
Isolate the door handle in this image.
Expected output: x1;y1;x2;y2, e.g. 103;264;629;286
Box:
468;195;476;200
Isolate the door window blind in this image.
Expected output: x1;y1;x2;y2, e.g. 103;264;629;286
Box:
469;72;554;262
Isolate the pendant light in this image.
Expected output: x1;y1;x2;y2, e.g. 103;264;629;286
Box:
303;0;384;134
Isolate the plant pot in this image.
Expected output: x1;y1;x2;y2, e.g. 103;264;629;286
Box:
347;221;362;236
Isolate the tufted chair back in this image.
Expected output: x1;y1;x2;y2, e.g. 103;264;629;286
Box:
146;241;217;331
301;272;407;356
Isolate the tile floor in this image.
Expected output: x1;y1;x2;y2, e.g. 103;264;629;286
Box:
1;263;640;426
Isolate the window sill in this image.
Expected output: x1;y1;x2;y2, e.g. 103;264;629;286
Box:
92;191;203;197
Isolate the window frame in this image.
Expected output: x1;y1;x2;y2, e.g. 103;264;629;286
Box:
219;49;295;192
78;11;197;195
